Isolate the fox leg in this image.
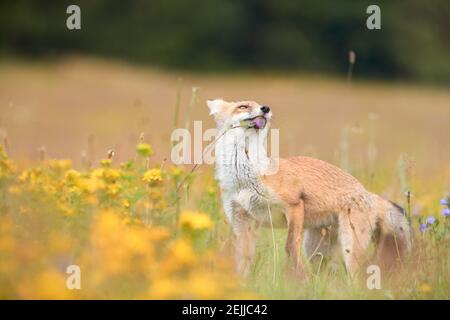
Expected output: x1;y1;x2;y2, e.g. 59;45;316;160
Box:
304;226;337;262
285;201;306;277
232;207;256;277
338;209;373;276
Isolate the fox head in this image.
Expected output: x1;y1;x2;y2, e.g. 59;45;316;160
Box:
206;99;272;133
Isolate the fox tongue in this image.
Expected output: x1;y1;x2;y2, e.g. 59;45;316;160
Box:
253;117;266;129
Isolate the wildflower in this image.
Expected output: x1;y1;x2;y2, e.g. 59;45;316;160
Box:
18;170;29;183
58;203;75;216
420;223;427;233
207;186;217;197
143;168;162;183
426;216;435;225
154;200;168;211
19;269;74;299
440;198;448;206
122;229;154;255
106;184;120;197
85;194;97;204
48;159;72;171
170;166;184;178
65;169;81;184
188;273;220;299
171;238;196;265
180;211;213;231
0;145;15;176
100;159;112;167
418;283;432;293
91;211;123;248
147;227;170;241
103;168;121;182
43;184;57;195
150;278;183;299
8;185;21;194
136;143;154;157
120;160;134;170
91;168;104;178
122;199;130;209
149;188;163;200
77;176;105;193
443;208;450;217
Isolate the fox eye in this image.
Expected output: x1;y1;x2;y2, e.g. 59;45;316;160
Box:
237;105;248;110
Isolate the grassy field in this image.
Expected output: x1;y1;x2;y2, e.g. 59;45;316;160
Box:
0;57;449;299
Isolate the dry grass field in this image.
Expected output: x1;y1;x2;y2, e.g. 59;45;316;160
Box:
0;57;449;299
1;57;449;169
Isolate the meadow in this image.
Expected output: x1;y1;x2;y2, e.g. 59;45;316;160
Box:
0;57;449;299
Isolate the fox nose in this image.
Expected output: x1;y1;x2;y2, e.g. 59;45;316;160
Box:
261;106;270;114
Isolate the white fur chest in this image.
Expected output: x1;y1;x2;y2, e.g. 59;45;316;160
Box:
214;129;281;224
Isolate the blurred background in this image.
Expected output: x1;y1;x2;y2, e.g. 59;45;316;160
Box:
1;0;450;82
2;1;450;300
0;0;449;178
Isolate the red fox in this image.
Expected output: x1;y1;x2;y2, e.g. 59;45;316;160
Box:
207;98;412;277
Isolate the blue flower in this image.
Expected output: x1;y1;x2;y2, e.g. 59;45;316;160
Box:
426;216;436;225
440;198;448;206
420;223;427;233
443;208;450;217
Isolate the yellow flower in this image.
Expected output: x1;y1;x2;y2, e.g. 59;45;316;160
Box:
8;185;21;194
48;159;72;171
58;203;75;216
419;283;432;293
106;184;120;197
136;143;154;157
179;211;213;231
18;170;29;182
0;233;15;252
143;168;162;183
91;168;104;178
154;200;168;211
170;166;184;178
171;238;196;265
100;159;112;167
0;157;16;175
149;188;163;200
122;199;130;209
18;269;74;299
77;176;105;193
188;272;221;299
86;194;97;204
91;211;123;248
122;229;152;255
103;169;121;183
150;278;183;299
47;231;75;254
65;169;81;184
207;186;217;196
43;184;57;194
147;226;170;241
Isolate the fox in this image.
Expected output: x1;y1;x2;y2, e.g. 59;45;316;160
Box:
207;98;412;278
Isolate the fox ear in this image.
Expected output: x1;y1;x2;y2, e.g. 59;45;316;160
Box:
206;99;224;116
